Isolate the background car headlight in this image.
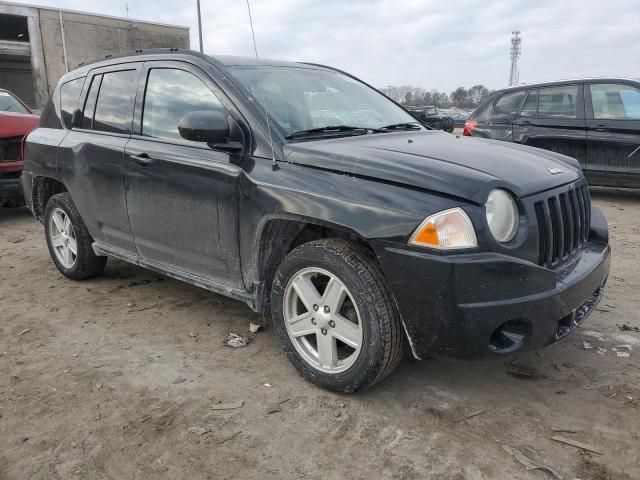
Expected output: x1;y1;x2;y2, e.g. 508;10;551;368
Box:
409;207;478;250
486;189;519;242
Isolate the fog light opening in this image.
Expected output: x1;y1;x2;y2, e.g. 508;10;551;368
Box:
489;319;531;354
556;312;576;339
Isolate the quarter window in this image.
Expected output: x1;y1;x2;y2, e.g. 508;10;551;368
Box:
92;69;139;134
538;85;578;118
590;83;640;120
142;68;227;141
495;91;526;114
60;77;85;129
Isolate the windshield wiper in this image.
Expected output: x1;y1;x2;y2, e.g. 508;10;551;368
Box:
2;106;13;112
286;125;383;140
379;122;422;131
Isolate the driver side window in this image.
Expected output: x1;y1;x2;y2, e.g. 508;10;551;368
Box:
142;68;227;141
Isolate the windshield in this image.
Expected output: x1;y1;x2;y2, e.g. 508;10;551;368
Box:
228;65;420;138
0;91;29;113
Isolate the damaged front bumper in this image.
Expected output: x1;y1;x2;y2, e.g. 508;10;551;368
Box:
374;212;611;360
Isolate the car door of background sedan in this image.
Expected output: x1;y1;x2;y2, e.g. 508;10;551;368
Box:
584;81;640;187
124;61;244;289
489;90;526;141
512;84;587;163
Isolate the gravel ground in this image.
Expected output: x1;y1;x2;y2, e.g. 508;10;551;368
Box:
1;189;639;480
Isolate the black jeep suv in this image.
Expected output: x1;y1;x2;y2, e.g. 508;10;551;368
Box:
465;78;640;188
22;50;610;392
406;105;454;132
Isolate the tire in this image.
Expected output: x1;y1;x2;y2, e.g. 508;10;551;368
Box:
44;192;107;280
271;239;404;393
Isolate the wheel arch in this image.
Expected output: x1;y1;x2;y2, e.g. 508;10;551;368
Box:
251;214;378;312
32;176;68;222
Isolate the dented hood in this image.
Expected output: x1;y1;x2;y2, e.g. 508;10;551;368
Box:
283;130;583;203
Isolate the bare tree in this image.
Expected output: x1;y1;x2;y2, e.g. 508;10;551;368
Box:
468;85;490;106
450;87;468;108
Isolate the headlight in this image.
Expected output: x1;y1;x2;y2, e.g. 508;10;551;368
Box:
486;189;519;242
409;207;478;250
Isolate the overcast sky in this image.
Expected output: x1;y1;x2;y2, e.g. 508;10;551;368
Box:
17;0;640;92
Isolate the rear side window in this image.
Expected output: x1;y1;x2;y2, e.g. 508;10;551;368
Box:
141;68;227;141
60;77;85;129
92;69;139;134
494;91;526;114
590;83;640;120
538;85;578;118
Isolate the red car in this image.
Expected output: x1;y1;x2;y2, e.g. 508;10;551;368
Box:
1;89;39;207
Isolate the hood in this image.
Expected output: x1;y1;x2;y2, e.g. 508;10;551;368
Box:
283;130;582;203
0;112;40;138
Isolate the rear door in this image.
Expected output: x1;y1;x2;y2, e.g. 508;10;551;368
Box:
124;61;245;287
57;63;142;253
512;84;587;162
489;90;526;141
584;81;640;187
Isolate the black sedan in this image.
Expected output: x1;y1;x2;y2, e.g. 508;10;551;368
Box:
406;105;454;132
465;78;640;188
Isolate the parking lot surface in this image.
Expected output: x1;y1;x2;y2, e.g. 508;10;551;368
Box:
1;189;639;480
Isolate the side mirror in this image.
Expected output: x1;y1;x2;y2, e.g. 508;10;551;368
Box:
178;110;230;144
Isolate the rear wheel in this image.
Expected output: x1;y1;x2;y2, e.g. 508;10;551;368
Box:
44;193;106;279
271;239;404;393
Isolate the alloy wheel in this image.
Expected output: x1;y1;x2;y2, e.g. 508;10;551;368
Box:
283;267;363;373
49;207;78;269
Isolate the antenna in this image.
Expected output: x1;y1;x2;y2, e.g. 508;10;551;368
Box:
245;0;278;170
197;0;204;53
125;1;129;18
509;30;522;86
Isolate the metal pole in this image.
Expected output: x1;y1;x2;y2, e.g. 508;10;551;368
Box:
59;10;69;73
197;0;204;53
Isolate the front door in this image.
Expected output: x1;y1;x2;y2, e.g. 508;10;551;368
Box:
584;82;640;187
512;84;587;162
57;64;142;253
124;62;245;287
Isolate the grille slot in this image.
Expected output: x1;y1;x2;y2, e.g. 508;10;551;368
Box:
535;182;591;267
0;137;22;162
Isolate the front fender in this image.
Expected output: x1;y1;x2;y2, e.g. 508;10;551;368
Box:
237;156;465;296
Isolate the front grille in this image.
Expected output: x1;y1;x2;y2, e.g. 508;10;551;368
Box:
0;137;22;162
534;181;591;267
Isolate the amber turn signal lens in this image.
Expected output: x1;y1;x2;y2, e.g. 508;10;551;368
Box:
409;208;478;250
412;222;439;246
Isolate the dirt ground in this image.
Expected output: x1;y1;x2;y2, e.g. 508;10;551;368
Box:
1;189;639;480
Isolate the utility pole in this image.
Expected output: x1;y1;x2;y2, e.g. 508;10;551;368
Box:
509;30;522;86
197;0;204;53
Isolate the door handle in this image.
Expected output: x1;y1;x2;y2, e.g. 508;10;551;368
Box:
519;120;532;125
593;125;608;132
131;153;154;167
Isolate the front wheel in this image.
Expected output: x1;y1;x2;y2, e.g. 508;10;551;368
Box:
271;239;404;393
